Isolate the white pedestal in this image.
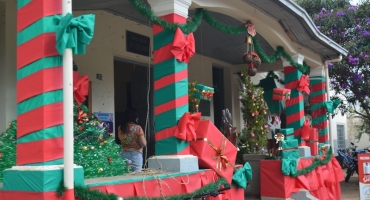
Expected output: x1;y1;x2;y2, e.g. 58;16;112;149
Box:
148;155;199;173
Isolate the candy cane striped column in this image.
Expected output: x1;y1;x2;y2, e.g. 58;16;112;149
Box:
310;75;329;144
283;55;306;146
149;0;191;155
1;0;67;199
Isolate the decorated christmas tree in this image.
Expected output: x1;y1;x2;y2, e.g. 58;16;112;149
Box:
238;68;268;156
73;102;129;178
0;121;16;182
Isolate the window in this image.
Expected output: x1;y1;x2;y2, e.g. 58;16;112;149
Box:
337;125;345;149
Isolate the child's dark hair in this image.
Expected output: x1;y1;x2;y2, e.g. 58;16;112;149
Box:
115;108;139;144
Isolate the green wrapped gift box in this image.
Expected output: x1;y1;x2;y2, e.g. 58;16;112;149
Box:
280;128;294;140
318;143;326;155
281;139;299;159
194;84;214;101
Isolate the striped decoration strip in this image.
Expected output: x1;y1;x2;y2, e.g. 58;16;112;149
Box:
153;14;190;155
16;0;63;165
310;76;329;144
284;66;305;145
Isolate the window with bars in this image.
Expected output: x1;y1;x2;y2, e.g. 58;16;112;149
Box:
337;125;346;149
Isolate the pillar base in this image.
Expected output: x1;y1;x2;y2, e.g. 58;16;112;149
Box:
0;165;84;200
148;155;199;172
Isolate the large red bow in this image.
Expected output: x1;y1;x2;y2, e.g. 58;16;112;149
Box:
73;71;89;105
171;27;195;64
174;112;201;141
297;74;310;94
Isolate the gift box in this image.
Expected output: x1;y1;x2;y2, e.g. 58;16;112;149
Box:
272;88;291;101
194;84;214;101
306;128;319;156
190;120;237;184
281;139;299;159
280;128;294;140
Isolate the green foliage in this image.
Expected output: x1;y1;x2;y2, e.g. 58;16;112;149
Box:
188;79;201;114
0;120;17;182
297;0;370;139
238;69;268;155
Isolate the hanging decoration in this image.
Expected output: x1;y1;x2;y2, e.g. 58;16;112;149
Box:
274;133;284;150
272;88;291;101
128;0;310;74
242;22;261;77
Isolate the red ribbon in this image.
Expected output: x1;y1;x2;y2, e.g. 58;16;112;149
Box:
174;112;201;141
171;27;195;64
73;72;89;105
297;74;310;94
300;119;310;140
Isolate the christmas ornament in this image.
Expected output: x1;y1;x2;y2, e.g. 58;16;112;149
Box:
77;109;88;124
251;133;255;137
99;146;102;148
98;122;104;129
98;168;103;173
82;146;88;151
107;157;112;164
0;152;3;158
243;53;253;64
104;140;108;144
248;66;257;76
252;113;255;116
263;124;268;129
90;146;95;150
274;133;284;150
78;126;84;131
255;120;258;123
127;159;132;165
109;133;113;137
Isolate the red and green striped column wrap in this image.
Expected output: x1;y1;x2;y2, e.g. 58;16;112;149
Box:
284;66;305;146
16;0;63;166
310;76;329;144
153;14;189;155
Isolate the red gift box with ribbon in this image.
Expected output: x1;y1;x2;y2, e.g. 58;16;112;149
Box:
190;120;237;184
272;88;291;101
306;128;319;156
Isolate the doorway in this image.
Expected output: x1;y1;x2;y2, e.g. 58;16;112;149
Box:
212;67;225;130
113;59;154;162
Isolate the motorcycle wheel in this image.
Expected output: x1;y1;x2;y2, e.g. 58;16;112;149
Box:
345;168;353;182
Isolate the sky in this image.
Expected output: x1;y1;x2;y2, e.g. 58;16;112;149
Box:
351;0;359;5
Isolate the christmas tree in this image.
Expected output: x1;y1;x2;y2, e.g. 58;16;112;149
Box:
188;79;201;114
238;68;268;156
0;121;16;182
73;102;130;178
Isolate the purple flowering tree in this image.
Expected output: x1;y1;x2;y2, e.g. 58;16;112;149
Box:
297;0;370;138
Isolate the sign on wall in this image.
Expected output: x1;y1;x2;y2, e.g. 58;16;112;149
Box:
358;153;370;199
126;31;150;56
93;112;114;133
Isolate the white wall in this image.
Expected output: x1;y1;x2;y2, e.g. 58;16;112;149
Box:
0;0;16;133
73;10;233;125
348;117;370;150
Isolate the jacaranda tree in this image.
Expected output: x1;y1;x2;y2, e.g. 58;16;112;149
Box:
297;0;370;139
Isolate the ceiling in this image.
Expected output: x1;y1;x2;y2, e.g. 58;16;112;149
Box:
73;0;347;69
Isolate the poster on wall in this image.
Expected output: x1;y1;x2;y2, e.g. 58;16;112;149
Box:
93;112;114;133
358;153;370;199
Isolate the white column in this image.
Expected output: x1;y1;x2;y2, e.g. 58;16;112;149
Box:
147;0;192;18
62;0;74;193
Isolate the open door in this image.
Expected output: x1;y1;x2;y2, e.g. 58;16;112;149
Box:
131;69;154;163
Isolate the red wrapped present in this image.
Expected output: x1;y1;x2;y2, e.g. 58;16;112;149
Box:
306;128;319;156
272;88;291;101
190;120;237;184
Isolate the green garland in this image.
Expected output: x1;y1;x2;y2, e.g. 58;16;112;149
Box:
252;37;310;74
291;147;333;177
57;178;229;200
128;0;311;74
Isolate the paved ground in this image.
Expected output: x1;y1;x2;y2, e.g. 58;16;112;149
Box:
244;169;360;200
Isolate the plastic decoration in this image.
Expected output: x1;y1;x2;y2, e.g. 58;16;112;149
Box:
194;84;214;101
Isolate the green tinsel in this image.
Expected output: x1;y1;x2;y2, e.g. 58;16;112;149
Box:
201;10;246;34
252;37;310;74
57;178;229;200
291;147;333;177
